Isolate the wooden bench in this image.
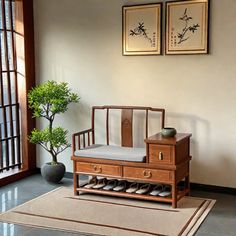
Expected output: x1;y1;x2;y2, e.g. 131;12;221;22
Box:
71;105;191;208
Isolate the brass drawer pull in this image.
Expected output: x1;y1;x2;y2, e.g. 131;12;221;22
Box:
143;170;152;179
93;165;102;173
159;152;164;160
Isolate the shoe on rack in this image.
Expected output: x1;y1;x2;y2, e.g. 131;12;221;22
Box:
149;184;164;196
135;183;151;195
158;185;171;197
92;178;107;189
103;179;117;191
84;177;98;189
113;180;127;192
126;182;140;194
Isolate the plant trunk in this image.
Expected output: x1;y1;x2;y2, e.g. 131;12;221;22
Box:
52;154;58;164
49;119;55;163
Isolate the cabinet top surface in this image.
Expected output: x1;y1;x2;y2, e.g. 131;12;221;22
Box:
145;133;192;145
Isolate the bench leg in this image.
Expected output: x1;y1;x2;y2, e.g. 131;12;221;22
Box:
74;173;79;195
172;183;177;208
185;175;190;196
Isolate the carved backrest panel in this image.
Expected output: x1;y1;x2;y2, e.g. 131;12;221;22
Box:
121;109;133;147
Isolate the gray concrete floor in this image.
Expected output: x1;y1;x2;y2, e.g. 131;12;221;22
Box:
0;174;235;236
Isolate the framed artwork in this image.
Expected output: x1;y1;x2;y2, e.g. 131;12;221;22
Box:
122;3;162;55
165;0;209;55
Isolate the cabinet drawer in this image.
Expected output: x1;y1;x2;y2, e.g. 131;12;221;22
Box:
76;162;122;177
123;167;173;183
149;144;173;164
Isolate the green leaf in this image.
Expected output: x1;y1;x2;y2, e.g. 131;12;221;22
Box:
29;127;71;153
28;80;80;119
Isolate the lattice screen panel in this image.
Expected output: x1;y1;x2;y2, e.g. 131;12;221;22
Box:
0;0;21;172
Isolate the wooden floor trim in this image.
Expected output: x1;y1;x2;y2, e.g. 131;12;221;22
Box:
191;182;236;195
0;168;39;187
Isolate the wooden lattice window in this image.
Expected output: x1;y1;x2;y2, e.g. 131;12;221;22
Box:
0;0;35;184
0;0;21;172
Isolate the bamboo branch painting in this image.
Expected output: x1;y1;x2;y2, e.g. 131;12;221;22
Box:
177;8;200;44
129;22;153;45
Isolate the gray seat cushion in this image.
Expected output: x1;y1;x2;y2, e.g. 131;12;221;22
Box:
74;144;146;162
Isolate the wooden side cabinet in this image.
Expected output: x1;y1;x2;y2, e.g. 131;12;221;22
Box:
145;133;192;208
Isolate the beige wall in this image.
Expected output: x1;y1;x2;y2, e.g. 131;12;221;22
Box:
33;0;236;188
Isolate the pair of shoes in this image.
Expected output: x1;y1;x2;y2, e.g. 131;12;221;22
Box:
93;178;107;189
149;184;171;197
149;184;163;196
84;177;107;189
84;177;98;189
113;180;127;192
126;182;139;193
136;183;151;194
126;183;151;195
103;179;117;190
159;185;171;197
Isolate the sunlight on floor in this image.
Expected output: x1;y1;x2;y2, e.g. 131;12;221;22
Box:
1;187;18;236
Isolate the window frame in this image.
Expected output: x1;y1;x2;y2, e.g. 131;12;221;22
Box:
0;0;36;185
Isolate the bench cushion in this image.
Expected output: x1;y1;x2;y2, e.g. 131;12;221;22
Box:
74;144;146;162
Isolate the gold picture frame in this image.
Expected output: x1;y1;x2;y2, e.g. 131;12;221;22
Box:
165;0;209;55
122;3;162;56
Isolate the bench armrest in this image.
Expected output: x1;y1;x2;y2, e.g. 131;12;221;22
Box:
72;128;94;153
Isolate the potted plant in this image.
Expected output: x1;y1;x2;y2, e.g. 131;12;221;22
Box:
28;80;79;183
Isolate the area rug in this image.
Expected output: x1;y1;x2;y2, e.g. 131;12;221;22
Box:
0;187;215;236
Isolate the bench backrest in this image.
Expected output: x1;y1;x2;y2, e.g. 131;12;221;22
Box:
91;105;165;147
